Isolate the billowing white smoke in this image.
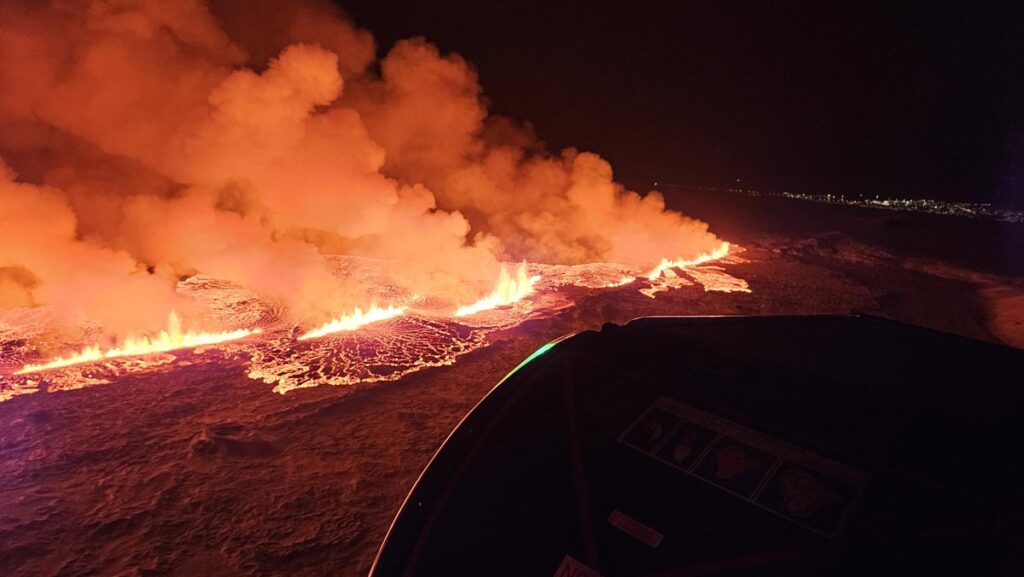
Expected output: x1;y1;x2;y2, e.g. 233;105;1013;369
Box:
0;0;723;336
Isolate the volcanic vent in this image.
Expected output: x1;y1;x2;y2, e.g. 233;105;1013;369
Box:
0;0;750;399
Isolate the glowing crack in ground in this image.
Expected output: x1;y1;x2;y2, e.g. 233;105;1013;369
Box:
0;255;751;401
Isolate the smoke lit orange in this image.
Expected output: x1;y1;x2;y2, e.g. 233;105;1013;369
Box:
0;1;739;387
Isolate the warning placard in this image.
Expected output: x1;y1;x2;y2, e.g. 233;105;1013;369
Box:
553;555;603;577
619;397;868;536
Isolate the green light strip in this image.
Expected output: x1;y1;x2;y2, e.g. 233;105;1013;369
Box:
501;341;557;382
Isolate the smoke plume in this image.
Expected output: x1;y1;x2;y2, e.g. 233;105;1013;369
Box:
0;0;723;334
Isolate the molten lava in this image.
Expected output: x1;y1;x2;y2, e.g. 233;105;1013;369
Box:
646;242;732;280
16;311;261;374
455;263;540;317
606;275;637;288
0;2;756;407
298;305;407;340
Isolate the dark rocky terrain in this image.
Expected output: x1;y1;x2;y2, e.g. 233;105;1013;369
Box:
1;197;1021;577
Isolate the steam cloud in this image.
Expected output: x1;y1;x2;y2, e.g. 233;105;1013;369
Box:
0;0;723;334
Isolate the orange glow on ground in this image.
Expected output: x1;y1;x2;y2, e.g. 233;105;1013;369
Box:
455;263;540;317
298;305;407;340
685;267;752;293
16;312;261;374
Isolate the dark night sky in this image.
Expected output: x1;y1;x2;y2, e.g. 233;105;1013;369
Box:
338;1;1024;208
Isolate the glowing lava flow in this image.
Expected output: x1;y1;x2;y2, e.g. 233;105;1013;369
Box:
646;242;732;280
455;263;540;317
298;305;407;340
606;275;637;288
16;311;261;374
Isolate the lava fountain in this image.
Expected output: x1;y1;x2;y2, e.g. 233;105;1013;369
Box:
646;242;733;280
298;305;408;340
0;1;754;401
15;311;261;374
455;263;540;317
